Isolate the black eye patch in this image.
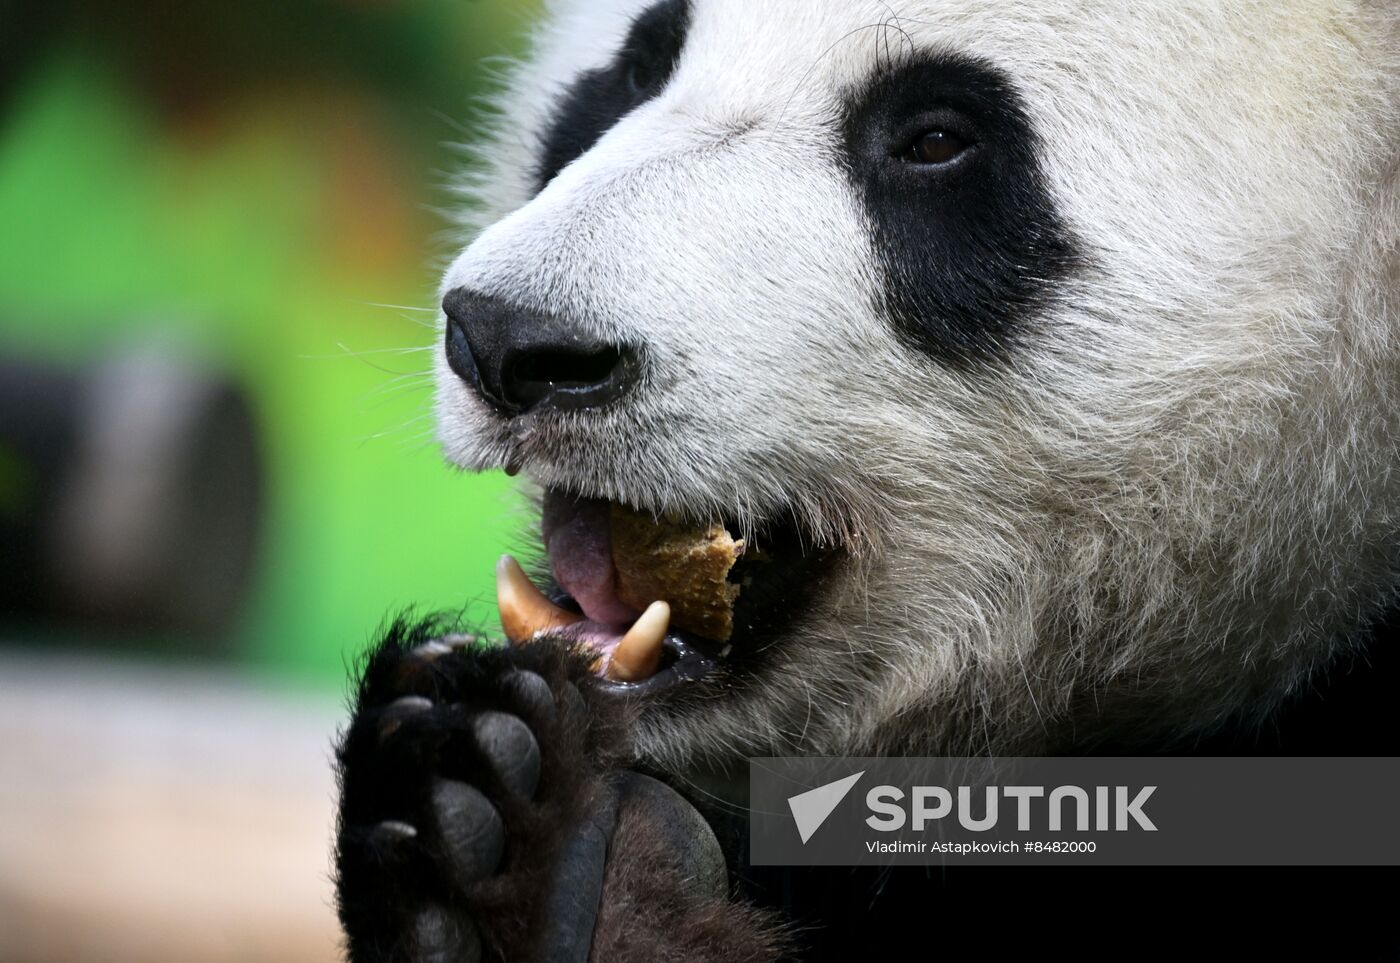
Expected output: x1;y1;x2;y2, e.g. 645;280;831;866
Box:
534;0;692;192
842;54;1083;368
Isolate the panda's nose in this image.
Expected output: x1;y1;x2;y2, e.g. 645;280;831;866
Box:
441;288;638;416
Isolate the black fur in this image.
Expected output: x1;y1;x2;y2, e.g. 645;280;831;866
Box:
534;0;691;192
335;623;623;961
334;621;787;963
725;606;1400;960
840;51;1082;367
337;607;1400;961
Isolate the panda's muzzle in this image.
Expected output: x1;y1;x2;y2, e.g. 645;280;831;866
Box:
442;287;640;417
442;290;839;696
489;489;840;698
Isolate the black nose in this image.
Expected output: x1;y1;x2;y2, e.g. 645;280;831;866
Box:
442;288;638;416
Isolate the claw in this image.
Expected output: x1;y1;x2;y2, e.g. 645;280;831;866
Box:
369;820;419;845
377;695;434;741
411;640;457;660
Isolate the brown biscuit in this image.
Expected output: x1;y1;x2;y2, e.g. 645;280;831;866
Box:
610;504;744;642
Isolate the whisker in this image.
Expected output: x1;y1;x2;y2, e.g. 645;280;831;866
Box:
297;343;432;361
357;372;436;404
352;300;436;313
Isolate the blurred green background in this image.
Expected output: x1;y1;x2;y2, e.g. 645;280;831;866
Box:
0;5;557;957
0;0;542;686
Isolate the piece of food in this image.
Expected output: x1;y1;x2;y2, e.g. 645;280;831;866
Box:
610;504;744;641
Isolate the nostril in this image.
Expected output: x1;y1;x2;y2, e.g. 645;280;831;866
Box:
502;345;633;413
444;315;480;388
441;287;639;416
509;346;624;388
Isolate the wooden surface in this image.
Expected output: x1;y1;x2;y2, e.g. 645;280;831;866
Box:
0;651;348;962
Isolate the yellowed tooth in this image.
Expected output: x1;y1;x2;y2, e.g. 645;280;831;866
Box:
607;601;669;682
496;555;583;644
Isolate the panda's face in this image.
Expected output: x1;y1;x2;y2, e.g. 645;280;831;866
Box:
436;0;1400;763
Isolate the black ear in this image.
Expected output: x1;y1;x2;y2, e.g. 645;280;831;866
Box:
535;0;692;191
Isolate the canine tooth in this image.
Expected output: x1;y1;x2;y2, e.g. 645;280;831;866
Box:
607;601;669;682
496;555;582;644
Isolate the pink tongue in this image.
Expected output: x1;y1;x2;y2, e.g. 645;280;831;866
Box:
541;493;640;626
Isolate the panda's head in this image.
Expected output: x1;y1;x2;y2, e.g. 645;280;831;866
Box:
436;0;1400;766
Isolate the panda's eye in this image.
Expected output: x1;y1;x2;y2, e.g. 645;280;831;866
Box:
625;58;657;97
905;129;972;165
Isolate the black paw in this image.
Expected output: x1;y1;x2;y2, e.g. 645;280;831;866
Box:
334;623;629;963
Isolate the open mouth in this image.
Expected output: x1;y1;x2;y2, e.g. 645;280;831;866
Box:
494;488;840;696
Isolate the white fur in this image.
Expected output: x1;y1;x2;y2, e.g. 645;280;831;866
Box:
436;1;1400;767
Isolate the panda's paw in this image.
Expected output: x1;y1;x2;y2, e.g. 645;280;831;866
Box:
333;622;633;963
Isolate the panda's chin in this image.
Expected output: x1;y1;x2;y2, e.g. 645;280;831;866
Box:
493;485;841;698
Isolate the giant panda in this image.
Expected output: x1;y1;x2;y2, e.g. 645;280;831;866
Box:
333;2;1400;960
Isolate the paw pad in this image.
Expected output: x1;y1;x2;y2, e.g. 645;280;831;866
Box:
430;779;505;887
472;710;541;798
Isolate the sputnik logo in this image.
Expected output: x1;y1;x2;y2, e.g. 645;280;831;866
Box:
787;771;865;844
